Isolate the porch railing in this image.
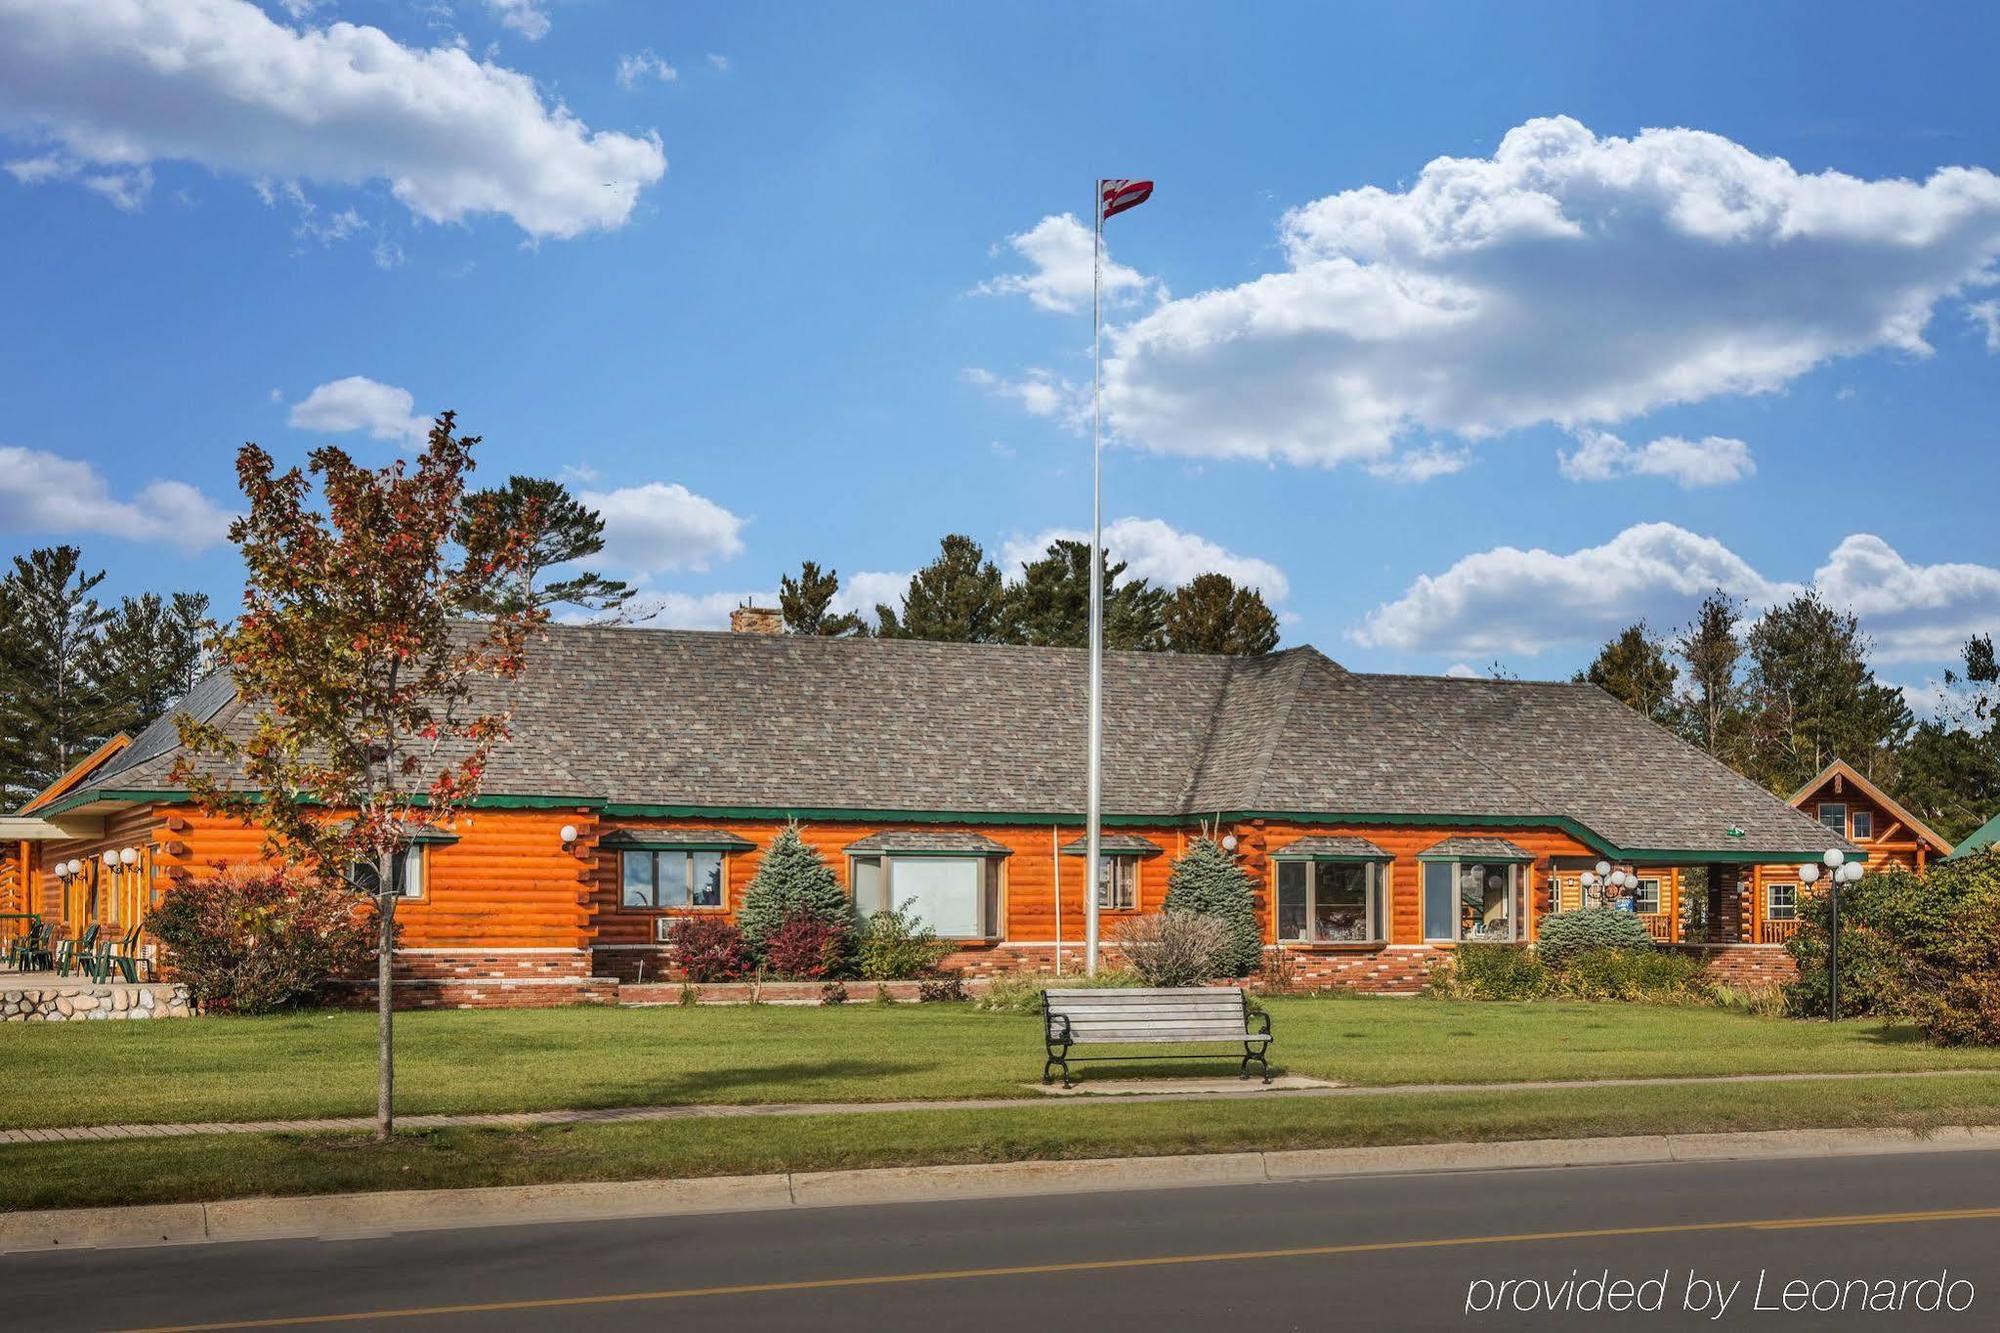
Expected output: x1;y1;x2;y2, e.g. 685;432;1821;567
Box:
1638;913;1673;942
1759;919;1800;946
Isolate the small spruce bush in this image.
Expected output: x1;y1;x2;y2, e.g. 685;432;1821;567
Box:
1161;838;1263;976
737;825;850;958
1535;908;1655;968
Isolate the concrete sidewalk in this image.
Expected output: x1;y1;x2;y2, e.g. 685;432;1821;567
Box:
5;1123;2000;1256
3;1065;1994;1145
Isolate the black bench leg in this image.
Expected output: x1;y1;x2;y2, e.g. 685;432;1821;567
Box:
1044;1043;1072;1088
1243;1044;1272;1084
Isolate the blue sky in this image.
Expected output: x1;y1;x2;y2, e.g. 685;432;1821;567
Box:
2;0;1997;702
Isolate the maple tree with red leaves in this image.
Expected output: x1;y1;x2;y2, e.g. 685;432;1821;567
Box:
174;411;544;1138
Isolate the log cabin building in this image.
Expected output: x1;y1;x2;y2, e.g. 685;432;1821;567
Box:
3;622;1852;1004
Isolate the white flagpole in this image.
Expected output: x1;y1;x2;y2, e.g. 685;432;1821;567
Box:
1086;180;1105;978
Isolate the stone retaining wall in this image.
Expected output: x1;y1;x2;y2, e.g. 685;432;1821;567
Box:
1;982;192;1021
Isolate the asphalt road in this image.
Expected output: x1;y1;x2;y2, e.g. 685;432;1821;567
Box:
8;1149;2000;1332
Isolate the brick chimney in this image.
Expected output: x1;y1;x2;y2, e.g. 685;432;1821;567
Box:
729;604;784;636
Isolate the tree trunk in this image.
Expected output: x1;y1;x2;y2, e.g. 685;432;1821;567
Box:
376;854;395;1141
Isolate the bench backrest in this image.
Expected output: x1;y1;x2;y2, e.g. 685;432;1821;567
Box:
1044;986;1252;1042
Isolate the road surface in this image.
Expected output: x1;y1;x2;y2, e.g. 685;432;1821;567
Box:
8;1148;1999;1330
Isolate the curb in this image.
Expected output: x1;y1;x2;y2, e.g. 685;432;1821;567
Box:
6;1124;2000;1255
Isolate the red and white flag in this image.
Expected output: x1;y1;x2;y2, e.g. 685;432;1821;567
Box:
1099;179;1153;222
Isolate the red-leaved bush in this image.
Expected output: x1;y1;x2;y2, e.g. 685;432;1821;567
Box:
762;910;851;979
665;916;750;981
146;864;378;1013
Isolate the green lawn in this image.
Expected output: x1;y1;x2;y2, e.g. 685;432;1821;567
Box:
6;997;2000;1130
8;1073;2000;1212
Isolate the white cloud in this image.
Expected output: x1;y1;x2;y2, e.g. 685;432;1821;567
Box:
581;482;746;577
1354;522;1795;657
5;153;69;184
975;213;1157;315
485;0;551;42
1364;442;1473;483
617;589;775;631
1557;429;1755;488
706;53;730;73
961;366;1089;431
1102;116;2000;467
0;444;233;552
1001;517;1289;601
0;0;666;239
615;49;677;91
1814;534;2000;662
1443;662;1481;679
289;377;429;444
1971;299;2000;352
833;570;913;620
1356;522;2000;664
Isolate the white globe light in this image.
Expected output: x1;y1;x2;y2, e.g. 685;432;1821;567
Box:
64;860;80;876
119;847;138;866
559;824;579;845
1823;848;1844;868
1221;834;1239;852
1580;872;1596;888
1800;864;1821;884
101;850;118;866
1844;861;1865;882
1595;861;1612;878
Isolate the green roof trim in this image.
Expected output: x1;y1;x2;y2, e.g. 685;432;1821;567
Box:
1951;813;2000;858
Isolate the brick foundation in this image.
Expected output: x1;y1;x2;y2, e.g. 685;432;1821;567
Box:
338;949;618;1010
1668;943;1798;988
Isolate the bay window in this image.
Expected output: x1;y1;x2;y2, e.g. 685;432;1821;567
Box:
1422;858;1524;942
622;849;723;910
1274;859;1385;943
850;854;1002;939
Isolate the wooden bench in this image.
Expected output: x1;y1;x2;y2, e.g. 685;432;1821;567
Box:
1042;986;1273;1088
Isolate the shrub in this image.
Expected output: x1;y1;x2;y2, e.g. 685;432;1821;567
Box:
855;900;955;980
1870;852;2000;1044
762;910;851;980
976;967;1139;1014
1428;943;1550;1000
1783;870;1913;1019
918;972;968;1002
819;980;848;1005
736;825;849;958
147;864;376;1014
1160;838;1262;976
663;916;749;982
1114;912;1229;987
1535;908;1655;968
1560;947;1711;1004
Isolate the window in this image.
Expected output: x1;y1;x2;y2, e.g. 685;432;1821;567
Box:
1850;810;1874;840
1423;861;1520;942
352;847;426;900
1275;861;1384;943
1633;877;1661;915
849;855;1001;939
1097;856;1138;911
1767;882;1798;921
1818;802;1848;834
621;850;723;910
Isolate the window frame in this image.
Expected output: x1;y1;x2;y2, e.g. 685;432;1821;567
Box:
1767;882;1799;921
1273;858;1388;945
1095;854;1139;912
1633;877;1662;915
1422;859;1524;944
351;845;428;902
848;853;1004;941
1849;809;1874;840
1817;802;1849;835
619;848;727;913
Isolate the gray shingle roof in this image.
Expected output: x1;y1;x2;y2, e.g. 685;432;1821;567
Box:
1419;836;1535;861
1059;833;1165;857
844;830;1012;856
600;828;755;851
1270;835;1391;860
55;626;1846;859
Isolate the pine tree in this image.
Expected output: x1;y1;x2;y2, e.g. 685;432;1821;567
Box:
875;534;1006;643
1160;837;1262;977
736;825;851;953
1742;590;1911;792
458;476;632;618
779;561;866;636
1574;623;1678;725
1674;590;1747;761
1162;573;1280;655
95;591;211;737
999;539;1165;650
0;545;114;803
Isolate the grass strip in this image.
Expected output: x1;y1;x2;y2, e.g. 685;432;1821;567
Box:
7;1073;2000;1213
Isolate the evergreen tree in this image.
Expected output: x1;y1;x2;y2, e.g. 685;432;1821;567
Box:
95;591;211;737
1742;590;1911;793
1673;590;1747;761
0;546;114;803
1574;623;1678;725
875;534;1006;643
779;560;866;637
458;476;632;617
1161;573;1280;655
998;539;1165;650
736;825;851;954
1894;635;2000;844
1160;837;1262;977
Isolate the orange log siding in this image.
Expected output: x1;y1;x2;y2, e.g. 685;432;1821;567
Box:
1792;770;1940;875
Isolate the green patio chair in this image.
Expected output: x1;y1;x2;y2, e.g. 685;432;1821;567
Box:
104;925;147;983
16;922;53;972
55;924;99;978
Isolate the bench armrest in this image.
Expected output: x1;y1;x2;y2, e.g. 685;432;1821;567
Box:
1046;1013;1074;1044
1247;1008;1272;1038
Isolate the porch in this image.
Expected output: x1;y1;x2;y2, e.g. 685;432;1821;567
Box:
1;971;191;1021
1545;861;1804;947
